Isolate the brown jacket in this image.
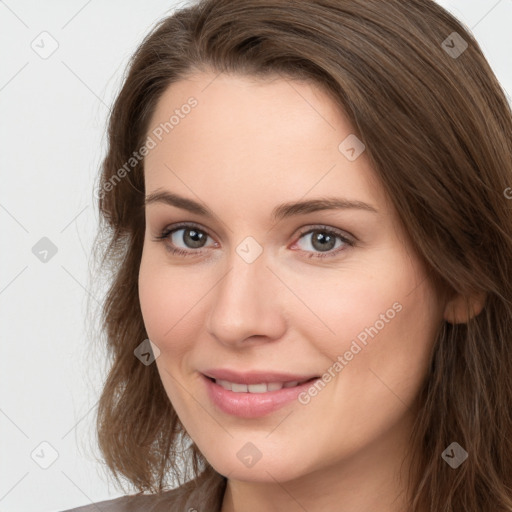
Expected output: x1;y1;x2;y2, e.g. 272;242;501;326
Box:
59;466;227;512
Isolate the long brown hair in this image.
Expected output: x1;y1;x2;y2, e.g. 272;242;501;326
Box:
89;0;512;509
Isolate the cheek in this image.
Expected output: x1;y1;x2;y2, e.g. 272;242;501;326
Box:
328;273;441;414
138;251;214;363
138;255;188;349
291;249;441;385
138;259;197;406
283;267;403;359
139;263;169;342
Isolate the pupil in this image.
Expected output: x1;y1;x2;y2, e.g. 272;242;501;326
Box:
184;229;205;248
312;231;335;252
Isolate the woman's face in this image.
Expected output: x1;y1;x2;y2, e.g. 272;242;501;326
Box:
138;71;445;484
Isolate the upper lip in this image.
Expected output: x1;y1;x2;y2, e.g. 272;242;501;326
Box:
202;368;319;384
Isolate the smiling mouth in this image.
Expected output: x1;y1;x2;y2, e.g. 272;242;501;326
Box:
206;376;319;393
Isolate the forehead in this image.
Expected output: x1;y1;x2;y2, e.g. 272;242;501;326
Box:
147;71;348;148
143;71;390;215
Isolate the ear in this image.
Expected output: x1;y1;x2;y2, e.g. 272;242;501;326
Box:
443;290;487;324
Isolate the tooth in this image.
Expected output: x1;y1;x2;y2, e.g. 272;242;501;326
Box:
248;383;268;393
214;379;303;393
216;379;232;391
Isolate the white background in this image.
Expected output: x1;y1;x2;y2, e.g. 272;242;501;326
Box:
1;1;511;511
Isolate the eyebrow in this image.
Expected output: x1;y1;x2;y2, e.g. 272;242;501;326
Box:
144;190;378;221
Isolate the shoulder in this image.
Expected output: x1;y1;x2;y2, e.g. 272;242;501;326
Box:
58;466;227;512
58;491;168;512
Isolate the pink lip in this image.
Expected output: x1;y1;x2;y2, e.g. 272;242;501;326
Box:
201;368;318;385
201;373;320;418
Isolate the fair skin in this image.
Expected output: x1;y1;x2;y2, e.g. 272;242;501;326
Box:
138;70;481;512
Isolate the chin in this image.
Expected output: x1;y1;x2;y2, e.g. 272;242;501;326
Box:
204;445;313;483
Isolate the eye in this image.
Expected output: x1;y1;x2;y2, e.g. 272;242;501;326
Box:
152;222;355;259
152;222;217;257
292;226;355;259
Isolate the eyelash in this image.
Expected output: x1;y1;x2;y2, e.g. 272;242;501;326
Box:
152;222;355;259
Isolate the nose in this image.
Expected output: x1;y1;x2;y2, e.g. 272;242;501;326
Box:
205;246;287;348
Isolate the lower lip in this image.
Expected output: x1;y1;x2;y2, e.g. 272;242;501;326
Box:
202;374;320;418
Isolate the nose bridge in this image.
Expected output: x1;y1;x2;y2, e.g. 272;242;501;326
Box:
206;240;286;345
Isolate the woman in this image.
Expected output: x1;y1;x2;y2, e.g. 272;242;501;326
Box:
63;0;512;510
